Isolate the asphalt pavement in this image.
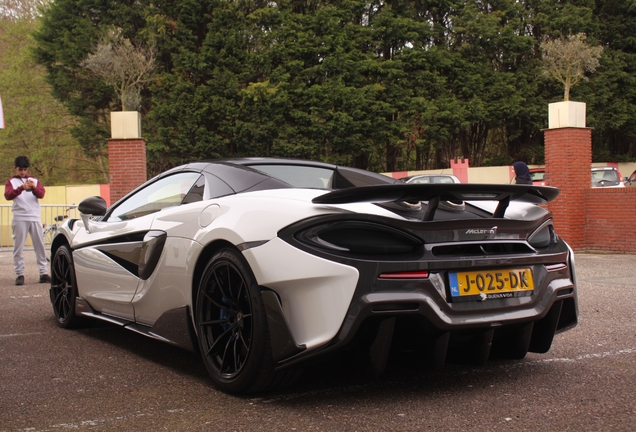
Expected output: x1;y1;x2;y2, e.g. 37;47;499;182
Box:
1;250;635;431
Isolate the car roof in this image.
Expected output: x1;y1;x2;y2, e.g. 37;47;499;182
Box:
156;158;399;194
219;157;338;169
229;158;401;187
108;158;560;222
591;166;617;171
401;173;456;178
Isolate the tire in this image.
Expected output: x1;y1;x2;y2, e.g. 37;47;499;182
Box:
50;245;84;329
195;248;285;394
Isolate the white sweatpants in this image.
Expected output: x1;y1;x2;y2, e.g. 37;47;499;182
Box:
12;220;48;276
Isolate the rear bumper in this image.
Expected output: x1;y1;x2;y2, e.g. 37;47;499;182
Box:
261;240;578;368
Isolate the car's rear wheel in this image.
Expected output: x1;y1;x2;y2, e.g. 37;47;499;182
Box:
50;245;84;328
196;248;295;394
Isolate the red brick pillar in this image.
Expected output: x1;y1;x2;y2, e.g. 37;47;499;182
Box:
544;127;591;251
108;138;147;203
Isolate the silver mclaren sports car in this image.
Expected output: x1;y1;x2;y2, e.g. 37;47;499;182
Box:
49;158;578;394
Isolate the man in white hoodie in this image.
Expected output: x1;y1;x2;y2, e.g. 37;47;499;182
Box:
4;156;51;285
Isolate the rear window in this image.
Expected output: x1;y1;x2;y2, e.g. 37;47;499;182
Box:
250;165;334;189
530;171;545;181
407;175;459;184
591;170;619;181
591;169;620;185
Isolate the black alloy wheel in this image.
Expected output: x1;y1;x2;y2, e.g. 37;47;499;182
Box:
196;248;283;394
50;245;83;328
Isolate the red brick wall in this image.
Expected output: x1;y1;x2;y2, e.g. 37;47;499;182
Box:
544;127;636;253
108;139;147;203
585;188;636;253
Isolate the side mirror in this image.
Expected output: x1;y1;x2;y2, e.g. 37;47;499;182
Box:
78;196;107;233
78;196;107;216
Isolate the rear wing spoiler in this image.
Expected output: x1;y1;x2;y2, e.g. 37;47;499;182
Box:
312;184;560;220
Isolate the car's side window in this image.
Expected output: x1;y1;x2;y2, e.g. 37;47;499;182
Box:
108;172;202;221
435;177;454;184
412;177;431;184
201;173;235;199
182;175;206;204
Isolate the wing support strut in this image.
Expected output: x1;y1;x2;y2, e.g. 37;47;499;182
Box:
493;196;510;218
423;195;440;221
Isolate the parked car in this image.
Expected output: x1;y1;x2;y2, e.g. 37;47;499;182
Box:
591;166;625;188
529;166;626;188
399;174;465;210
529;168;546;186
400;174;462;184
49;158;578;394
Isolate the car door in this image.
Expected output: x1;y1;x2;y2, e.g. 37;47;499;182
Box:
71;171;203;321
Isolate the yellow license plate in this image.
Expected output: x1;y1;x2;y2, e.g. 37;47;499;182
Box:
449;268;534;298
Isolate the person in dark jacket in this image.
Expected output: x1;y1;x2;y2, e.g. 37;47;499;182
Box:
512;161;533;185
4;156;51;285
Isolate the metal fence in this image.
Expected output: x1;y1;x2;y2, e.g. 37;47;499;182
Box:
0;204;80;250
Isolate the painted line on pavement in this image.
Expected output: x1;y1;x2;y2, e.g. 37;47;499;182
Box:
0;332;43;338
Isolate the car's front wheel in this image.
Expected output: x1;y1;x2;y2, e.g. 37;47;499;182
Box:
195;248;296;394
50;245;84;328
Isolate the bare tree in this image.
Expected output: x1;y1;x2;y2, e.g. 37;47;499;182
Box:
81;29;156;111
540;33;603;101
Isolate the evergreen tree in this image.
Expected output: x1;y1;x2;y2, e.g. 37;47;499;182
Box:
584;0;636;160
30;0;636;175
